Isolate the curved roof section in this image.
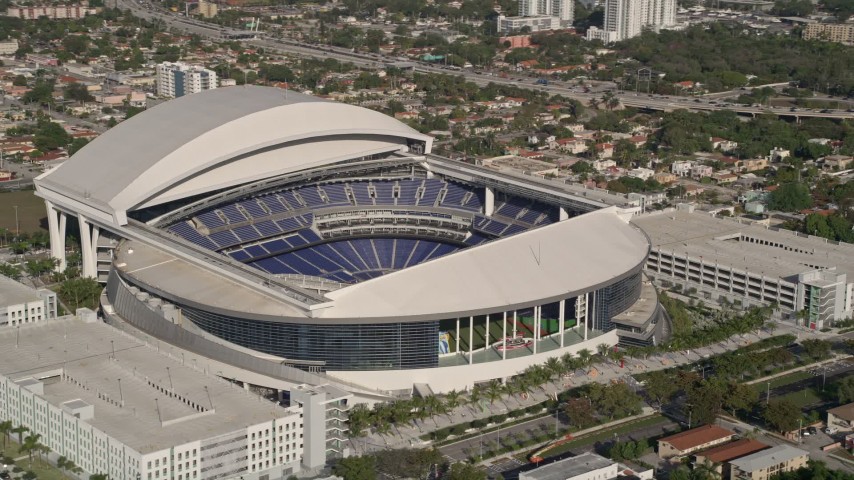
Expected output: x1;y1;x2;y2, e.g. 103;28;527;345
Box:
311;207;649;321
37;86;431;224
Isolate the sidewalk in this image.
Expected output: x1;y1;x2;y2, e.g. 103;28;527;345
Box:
351;323;808;454
744;354;849;386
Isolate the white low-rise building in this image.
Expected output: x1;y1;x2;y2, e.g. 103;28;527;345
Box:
0;318;324;480
0;274;57;326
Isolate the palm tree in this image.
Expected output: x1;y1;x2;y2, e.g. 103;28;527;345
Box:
577;348;592;366
444;390;463;421
21;433;44;467
560;352;574;373
485;380;504;406
596;343;610;357
11;425;28;445
544;357;562;381
347;403;371;437
0;421;12;449
423;395;444;427
469;386;483;414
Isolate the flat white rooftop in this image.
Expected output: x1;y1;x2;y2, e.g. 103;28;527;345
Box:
632;210;854;281
0;274;45;307
0;318;297;454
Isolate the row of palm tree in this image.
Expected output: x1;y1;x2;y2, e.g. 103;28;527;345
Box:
348;347;608;438
0;422;83;478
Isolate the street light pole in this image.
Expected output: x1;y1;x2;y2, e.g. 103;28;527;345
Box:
13;205;19;237
766;381;771;405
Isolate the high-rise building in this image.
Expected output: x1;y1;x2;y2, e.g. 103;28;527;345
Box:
586;0;676;42
500;0;573;34
517;0;573;22
156;62;218;99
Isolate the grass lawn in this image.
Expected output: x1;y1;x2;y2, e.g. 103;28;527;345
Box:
1;439;65;480
779;388;823;409
525;415;667;460
0;190;48;236
753;371;813;392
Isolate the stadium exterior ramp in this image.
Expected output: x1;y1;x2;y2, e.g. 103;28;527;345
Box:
35;86;661;398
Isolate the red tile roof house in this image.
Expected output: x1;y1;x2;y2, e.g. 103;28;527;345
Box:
658;425;735;459
693;438;769;477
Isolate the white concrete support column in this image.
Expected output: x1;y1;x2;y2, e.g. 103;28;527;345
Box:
468;316;474;365
484;187;495;216
533;306;540;355
45;200;67;272
455;318;460;354
559;207;569;221
559;300;565;348
585;293;591;341
502;311;507;360
485;314;490;350
78;214;98;279
512;310;517;338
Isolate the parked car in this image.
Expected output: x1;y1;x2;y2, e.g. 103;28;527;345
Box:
825;426;838;435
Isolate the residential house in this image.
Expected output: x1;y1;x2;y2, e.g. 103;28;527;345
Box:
627;167;655;180
741;158;768;172
658;425;735;459
827;403;854;431
823;155;853;170
683;184;705;197
628;135;648;148
691;165;713;180
593;159;616;172
768;147;790;162
555;138;588;154
712;172;737;185
595;143;614;159
671;160;694;177
654;172;677;185
710;137;738;152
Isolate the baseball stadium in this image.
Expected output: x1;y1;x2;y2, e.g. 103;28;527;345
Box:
34;86;663;399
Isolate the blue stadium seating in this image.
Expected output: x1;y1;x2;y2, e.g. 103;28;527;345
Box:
232;225;262;243
240;200;267;218
195;211;226;229
208;230;241;248
419;179;443;206
298;187;324;208
229;250;251;262
320;184;351;206
167;222;219;251
374;182;395;205
503;224;528;236
393;239;416;269
352;184;373;206
398;181;419;205
244;245;268;257
350;239;380;270
220;205;247;224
